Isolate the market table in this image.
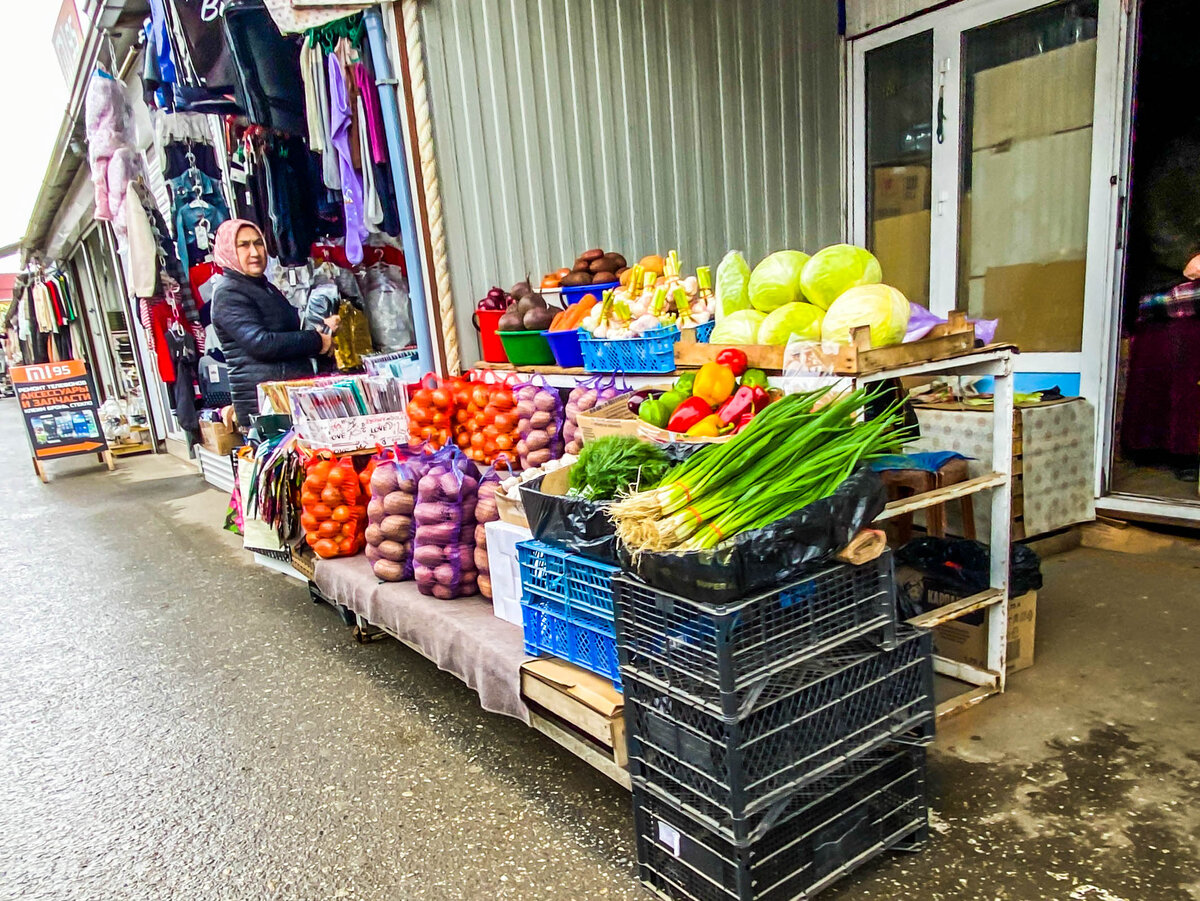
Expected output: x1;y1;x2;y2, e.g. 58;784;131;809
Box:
313;555;530;723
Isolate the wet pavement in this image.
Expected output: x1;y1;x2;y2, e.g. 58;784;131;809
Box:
0;402;1198;900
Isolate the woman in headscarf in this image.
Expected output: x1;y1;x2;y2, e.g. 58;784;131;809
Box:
210;219;339;427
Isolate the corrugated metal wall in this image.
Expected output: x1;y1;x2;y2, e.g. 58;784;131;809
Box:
418;0;843;361
845;0;948;37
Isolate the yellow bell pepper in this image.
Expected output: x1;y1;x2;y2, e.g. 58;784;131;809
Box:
685;413;726;438
692;362;736;407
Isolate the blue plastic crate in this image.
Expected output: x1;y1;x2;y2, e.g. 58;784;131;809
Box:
579;319;715;374
521;592;623;689
517;540;620;621
518;540;622;687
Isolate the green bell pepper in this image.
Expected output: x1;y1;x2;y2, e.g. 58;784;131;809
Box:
740;368;769;390
638;397;673;429
673;372;696;394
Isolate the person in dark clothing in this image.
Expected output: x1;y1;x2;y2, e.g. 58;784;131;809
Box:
210;219;339;426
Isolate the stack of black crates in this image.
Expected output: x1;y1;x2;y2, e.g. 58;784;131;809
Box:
613;549;935;901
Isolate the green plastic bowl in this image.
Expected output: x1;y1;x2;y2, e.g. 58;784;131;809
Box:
499;329;556;366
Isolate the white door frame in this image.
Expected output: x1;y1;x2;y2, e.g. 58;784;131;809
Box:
847;0;1128;389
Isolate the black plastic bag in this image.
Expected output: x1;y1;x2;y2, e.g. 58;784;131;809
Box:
620;467;889;604
896;536;1043;600
520;443;695;564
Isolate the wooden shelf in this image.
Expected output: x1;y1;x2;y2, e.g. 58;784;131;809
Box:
907;588;1005;629
875;472;1009;522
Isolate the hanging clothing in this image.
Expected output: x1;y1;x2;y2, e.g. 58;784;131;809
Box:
169;168;230;274
263;1;372;35
85;70;136;222
170;0;239;92
352;62;387;167
223;0;307;135
126;183;160;298
357;95;383;231
327;49;368;265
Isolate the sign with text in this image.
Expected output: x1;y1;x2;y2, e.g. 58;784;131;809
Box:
12;360;108;460
52;0;84;85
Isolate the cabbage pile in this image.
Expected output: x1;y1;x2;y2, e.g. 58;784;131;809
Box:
707;243;915;347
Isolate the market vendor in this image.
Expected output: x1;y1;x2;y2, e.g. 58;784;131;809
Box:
210;219;339;427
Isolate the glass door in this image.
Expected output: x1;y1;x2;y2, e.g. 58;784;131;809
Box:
850;0;1120;382
957;2;1099;357
863;31;934;310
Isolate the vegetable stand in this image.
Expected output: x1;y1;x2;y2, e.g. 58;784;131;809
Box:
856;347;1016;718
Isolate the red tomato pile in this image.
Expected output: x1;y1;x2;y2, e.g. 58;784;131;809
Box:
300;452;368;558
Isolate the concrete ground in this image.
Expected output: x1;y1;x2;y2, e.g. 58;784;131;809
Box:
0;403;1197;901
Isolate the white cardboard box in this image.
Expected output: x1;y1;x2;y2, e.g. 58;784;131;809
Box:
486;520;532;627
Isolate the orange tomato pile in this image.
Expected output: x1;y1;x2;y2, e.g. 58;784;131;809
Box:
452;379;519;467
406;378;454;449
300;452;368;558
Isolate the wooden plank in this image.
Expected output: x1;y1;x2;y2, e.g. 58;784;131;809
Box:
908;589;1004;629
875;472;1008;521
933;656;1001;687
675;342;785;371
936;684;999;720
527;710;631;790
849;330;975;376
675;314;975;374
521;671;620;748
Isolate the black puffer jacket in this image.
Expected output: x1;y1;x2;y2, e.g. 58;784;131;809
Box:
210;270;321;425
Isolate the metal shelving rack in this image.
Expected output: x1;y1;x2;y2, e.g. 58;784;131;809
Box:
857;348;1015;719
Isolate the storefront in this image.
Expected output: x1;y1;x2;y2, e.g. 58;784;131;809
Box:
843;0;1200;523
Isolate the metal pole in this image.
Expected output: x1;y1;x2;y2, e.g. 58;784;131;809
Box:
364;7;436;374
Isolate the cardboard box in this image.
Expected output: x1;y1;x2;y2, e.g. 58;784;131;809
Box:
872;209;931;308
968;128;1092;278
983;259;1086;353
973;40;1096;150
933;590;1037;674
521;657;627;765
200;420;239;456
873;165;930;219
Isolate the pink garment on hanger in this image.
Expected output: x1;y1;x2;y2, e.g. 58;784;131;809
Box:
353;63;387;166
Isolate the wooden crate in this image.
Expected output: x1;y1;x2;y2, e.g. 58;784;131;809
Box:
675;312;978;375
521;658;627;769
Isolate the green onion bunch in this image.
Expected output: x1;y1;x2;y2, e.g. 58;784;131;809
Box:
610;388;907;553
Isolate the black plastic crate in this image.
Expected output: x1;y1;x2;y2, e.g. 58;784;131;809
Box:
614;553;897;721
634;746;928;901
624;627;934;835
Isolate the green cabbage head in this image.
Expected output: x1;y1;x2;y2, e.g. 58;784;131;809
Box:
756;302;824;346
714;251;752;320
820;285;911;347
800;244;883;310
748;250;810;313
710;309;767;345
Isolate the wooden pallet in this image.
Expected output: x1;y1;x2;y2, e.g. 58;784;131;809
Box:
521;659;628;788
675;311;978;375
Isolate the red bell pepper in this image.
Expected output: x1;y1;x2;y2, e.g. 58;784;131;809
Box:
715;347;748;377
717;386;757;426
666;396;714;433
751;386;771;411
734;410;756;433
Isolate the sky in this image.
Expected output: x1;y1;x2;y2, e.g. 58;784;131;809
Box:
0;2;76;272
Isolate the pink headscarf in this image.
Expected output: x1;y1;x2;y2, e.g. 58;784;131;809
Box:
213;219;267;275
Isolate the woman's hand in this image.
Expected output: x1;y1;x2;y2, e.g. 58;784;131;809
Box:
323;315;342;334
319;332;334;355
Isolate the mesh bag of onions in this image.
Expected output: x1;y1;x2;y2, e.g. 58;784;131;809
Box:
366;448;432;582
413;445;482;599
563;374;627;456
472;458;506;599
514;376;565;470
